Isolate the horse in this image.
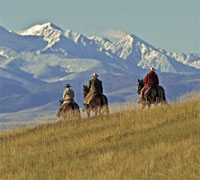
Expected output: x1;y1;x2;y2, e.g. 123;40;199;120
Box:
137;79;167;108
83;85;109;117
57;100;81;121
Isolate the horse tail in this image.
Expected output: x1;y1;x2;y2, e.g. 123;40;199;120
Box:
73;102;80;110
162;89;166;101
101;94;108;106
101;94;109;114
158;86;167;103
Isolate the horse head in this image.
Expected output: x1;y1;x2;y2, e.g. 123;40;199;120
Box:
59;99;64;105
137;79;145;94
83;85;89;98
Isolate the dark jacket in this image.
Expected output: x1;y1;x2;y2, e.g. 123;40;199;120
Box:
88;78;103;94
84;77;103;104
144;71;159;87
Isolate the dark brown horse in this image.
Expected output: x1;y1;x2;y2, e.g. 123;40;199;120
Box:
137;79;167;108
83;85;109;117
57;100;81;120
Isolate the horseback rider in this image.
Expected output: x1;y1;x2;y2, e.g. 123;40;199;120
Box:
57;84;75;117
83;73;103;109
138;67;159;103
63;84;74;103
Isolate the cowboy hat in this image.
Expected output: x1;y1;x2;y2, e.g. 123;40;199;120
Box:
92;72;99;77
149;67;156;71
65;84;71;88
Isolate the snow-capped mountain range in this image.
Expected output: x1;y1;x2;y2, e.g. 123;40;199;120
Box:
0;22;200;119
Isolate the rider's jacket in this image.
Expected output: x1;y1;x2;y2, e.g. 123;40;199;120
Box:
63;88;74;102
83;78;103;105
88;77;103;95
144;71;159;87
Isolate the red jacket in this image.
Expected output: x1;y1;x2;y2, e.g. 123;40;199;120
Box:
144;71;159;87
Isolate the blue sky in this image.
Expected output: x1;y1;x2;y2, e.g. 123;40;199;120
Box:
0;0;199;53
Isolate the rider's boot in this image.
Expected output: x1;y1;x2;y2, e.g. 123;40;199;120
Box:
138;92;144;103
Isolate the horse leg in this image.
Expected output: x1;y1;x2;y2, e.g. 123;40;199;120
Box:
94;111;97;116
77;110;81;119
145;99;151;108
74;110;81;120
98;106;102;115
102;105;109;115
67;110;73;121
154;102;158;107
94;108;98;116
61;109;66;121
161;100;167;105
87;110;90;118
72;109;78;120
105;106;109;114
64;112;68;121
148;103;151;108
142;103;145;109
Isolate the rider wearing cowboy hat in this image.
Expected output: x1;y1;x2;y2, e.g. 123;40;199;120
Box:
57;84;75;117
138;67;159;103
83;72;103;108
63;84;74;103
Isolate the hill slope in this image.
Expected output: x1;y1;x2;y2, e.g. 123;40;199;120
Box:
0;98;199;180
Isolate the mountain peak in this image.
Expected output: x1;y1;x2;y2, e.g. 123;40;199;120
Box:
115;34;135;49
17;22;64;49
121;33;144;43
125;33;134;40
19;22;63;36
41;22;63;31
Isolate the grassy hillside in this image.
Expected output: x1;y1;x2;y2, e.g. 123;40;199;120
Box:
0;98;200;180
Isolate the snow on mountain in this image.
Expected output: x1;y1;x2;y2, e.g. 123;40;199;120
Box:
18;23;112;60
64;29;84;44
167;52;200;69
64;30;117;60
19;22;62;36
19;22;63;49
88;36;112;48
104;34;154;61
0;51;133;83
0;55;6;66
104;33;199;73
0;25;47;51
19;23;80;56
3;22;200;73
20;23;191;75
0;50;9;59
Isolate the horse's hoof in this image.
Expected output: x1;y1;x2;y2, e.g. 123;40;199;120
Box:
56;113;60;118
137;99;142;103
82;108;86;112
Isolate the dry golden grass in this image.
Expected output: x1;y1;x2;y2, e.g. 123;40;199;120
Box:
0;97;200;180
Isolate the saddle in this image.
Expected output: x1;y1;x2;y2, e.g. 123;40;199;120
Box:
144;86;159;100
86;93;100;104
144;87;151;96
57;99;77;117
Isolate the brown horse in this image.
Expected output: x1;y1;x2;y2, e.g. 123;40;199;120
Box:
83;85;109;117
137;79;167;108
57;100;81;121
